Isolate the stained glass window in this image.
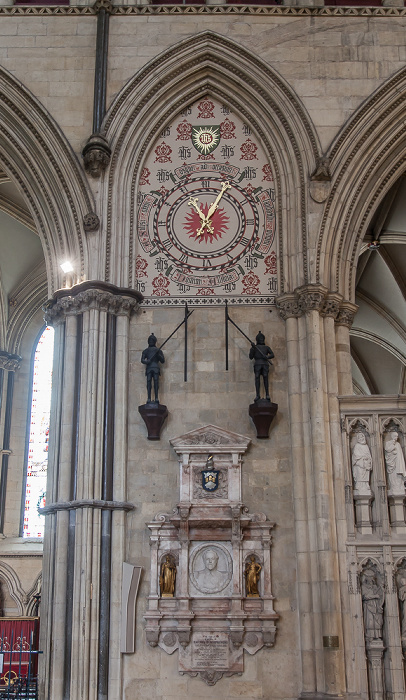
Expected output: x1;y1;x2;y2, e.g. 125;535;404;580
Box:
23;326;54;539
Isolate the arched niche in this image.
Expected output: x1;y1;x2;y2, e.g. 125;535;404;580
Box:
316;65;406;301
0;66;95;295
101;31;321;293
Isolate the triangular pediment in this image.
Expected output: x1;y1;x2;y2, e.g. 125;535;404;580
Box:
170;424;250;454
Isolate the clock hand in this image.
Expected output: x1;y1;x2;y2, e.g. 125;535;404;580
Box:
206;181;231;220
196;217;214;238
188;196;206;222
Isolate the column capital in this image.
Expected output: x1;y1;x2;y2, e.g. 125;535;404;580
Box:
0;350;22;371
276;286;357;325
43;280;143;326
275;292;302;320
335;301;358;328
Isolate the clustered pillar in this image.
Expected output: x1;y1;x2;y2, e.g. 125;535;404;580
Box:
39;281;141;700
277;285;357;699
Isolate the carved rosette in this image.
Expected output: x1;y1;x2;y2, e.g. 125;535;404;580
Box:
43;281;143;326
0;351;22;371
83;211;100;232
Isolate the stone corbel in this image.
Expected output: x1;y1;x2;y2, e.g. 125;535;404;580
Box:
309;155;332;203
229;627;245;648
82;134;111;178
177;628;191;649
145;628;160;648
262;625;277;648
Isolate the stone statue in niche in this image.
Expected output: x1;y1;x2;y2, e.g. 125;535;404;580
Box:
160;555;176;598
351;432;373;494
396;567;406;643
190;544;232;595
245;556;262;597
141;333;165;404
249;331;275;402
384;431;406;495
361;568;384;642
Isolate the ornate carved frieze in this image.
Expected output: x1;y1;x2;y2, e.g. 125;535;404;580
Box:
43;281;143;325
0;350;22;371
145;425;278;685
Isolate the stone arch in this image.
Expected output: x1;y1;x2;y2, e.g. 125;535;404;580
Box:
0;561;25;615
0;66;95;295
101;30;321;291
316;66;406;300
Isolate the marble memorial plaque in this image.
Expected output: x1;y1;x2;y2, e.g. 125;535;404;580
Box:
192;632;229;670
178;630;244;678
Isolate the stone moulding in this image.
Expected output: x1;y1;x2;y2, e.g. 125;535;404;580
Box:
0;5;405;16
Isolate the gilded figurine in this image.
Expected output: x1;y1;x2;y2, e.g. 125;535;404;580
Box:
159;555;176;597
245;555;262;597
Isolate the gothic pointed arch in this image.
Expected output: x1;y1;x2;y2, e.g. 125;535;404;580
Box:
0;561;25;615
316;65;406;301
101;31;321;292
0;66;95;294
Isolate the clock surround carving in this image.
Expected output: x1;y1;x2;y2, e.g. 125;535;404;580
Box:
144;424;279;684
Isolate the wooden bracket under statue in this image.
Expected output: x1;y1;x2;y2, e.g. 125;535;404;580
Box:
139;403;168;440
249;400;278;439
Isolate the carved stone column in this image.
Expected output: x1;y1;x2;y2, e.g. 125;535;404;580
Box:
276;285;353;699
335;302;358;396
39;281;141;700
0;350;22;535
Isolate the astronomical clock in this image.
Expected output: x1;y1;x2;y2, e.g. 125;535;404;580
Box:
136;98;277;305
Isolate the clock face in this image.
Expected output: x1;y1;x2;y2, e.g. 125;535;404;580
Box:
136;98;277;304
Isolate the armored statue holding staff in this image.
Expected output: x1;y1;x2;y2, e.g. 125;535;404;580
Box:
141;333;165;404
249;331;275;402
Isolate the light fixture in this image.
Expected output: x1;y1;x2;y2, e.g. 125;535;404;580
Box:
60;261;74;273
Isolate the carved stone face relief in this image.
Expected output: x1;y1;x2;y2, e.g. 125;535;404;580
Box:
189;543;233;596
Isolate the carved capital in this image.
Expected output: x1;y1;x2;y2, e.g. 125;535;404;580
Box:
275;293;302;320
0;350;22;371
82;134;111;178
43;281;143;325
297;284;328;314
335;301;358;328
93;0;113;12
321;293;343;318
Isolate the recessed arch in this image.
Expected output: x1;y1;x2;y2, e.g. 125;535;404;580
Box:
101;30;321;292
316;65;406;300
0;66;95;294
0;562;25;615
